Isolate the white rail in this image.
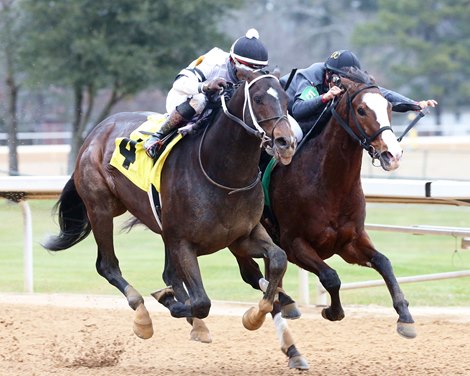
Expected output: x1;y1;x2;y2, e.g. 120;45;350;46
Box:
1;176;470;295
307;221;470;306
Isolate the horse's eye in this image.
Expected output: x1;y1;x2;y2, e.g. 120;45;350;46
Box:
357;107;366;116
253;95;262;104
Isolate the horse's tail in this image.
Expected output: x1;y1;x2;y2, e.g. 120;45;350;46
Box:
42;176;92;251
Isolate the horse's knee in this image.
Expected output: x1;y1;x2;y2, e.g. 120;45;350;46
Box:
370;252;391;271
269;248;287;275
319;268;341;292
95;258;106;278
191;297;211;319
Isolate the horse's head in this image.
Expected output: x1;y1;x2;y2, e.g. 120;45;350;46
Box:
227;68;296;165
332;68;402;171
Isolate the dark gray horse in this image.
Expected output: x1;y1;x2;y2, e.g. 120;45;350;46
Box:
43;69;297;351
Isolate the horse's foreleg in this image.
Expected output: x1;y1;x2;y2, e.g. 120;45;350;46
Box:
369;251;416;338
230;224;288;330
258;277;301;319
153;242;211;319
291;238;345;321
318;267;344;321
160;250;212;343
343;238;416;338
234;254;301;319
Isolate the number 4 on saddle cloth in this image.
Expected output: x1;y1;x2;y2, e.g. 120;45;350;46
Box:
110;113;183;225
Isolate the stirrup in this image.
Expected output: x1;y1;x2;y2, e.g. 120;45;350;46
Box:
145;138;163;159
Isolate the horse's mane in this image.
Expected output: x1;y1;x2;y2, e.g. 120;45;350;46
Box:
338;66;375;85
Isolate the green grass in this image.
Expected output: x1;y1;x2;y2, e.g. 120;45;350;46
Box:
1;199;469;307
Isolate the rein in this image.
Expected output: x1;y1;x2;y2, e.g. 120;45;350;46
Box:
397;110;427;142
198;124;262;195
199;74;285;195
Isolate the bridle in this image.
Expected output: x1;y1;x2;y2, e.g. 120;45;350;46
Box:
330;83;392;161
199;74;288;194
221;74;289;149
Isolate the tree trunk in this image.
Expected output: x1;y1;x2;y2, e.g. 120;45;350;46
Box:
68;85;83;173
6;74;19;175
2;0;19;175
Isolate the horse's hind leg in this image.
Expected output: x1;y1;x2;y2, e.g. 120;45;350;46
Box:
342;236;416;338
86;206;153;339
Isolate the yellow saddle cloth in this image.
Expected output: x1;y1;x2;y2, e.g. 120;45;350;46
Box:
110;113;183;192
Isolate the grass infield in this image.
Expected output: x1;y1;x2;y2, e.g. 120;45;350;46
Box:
1;199;469;307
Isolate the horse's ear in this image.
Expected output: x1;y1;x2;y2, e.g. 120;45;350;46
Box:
272;67;281;79
236;66;256;82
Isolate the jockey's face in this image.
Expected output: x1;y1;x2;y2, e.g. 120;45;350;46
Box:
227;58;238;82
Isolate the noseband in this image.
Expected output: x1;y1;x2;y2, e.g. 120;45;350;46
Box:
331;84;393;160
200;74;288;195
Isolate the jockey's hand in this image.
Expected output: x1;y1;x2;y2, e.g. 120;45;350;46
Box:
418;99;438;109
322;85;342;102
203;78;227;93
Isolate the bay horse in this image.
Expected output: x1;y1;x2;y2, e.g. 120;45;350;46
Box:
259;68;417;345
43;69;298;346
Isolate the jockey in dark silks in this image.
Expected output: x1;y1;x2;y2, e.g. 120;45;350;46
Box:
280;50;437;136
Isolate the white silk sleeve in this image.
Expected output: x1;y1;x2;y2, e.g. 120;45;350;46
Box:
172;74;201;96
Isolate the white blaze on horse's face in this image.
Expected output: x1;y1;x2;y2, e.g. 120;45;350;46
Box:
363;92;403;171
267;87;279;100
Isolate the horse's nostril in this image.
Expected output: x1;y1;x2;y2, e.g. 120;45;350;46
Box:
275;137;288;149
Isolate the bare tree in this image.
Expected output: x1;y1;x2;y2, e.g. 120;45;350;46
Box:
0;0;21;175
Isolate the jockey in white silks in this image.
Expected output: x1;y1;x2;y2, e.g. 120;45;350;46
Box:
144;28;302;158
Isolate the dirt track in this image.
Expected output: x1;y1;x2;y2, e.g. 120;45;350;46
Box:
0;293;469;376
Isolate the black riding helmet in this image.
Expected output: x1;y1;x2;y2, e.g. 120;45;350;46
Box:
230;28;268;70
324;50;361;74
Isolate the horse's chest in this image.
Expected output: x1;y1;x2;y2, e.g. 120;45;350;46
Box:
313;222;358;251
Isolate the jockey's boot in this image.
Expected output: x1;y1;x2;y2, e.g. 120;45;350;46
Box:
144;104;193;159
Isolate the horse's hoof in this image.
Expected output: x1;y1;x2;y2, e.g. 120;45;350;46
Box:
288;355;310;370
190;318;212;343
242;307;266;331
397;322;417;339
133;303;153;339
321;307;345;321
281;302;301;320
151;286;174;303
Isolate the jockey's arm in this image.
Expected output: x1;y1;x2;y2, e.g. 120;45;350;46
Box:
172;71;227;97
291;95;325;121
380;87;438;112
172;73;201;96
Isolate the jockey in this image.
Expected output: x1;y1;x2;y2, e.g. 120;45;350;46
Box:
281;49;438;132
145;28;302;159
